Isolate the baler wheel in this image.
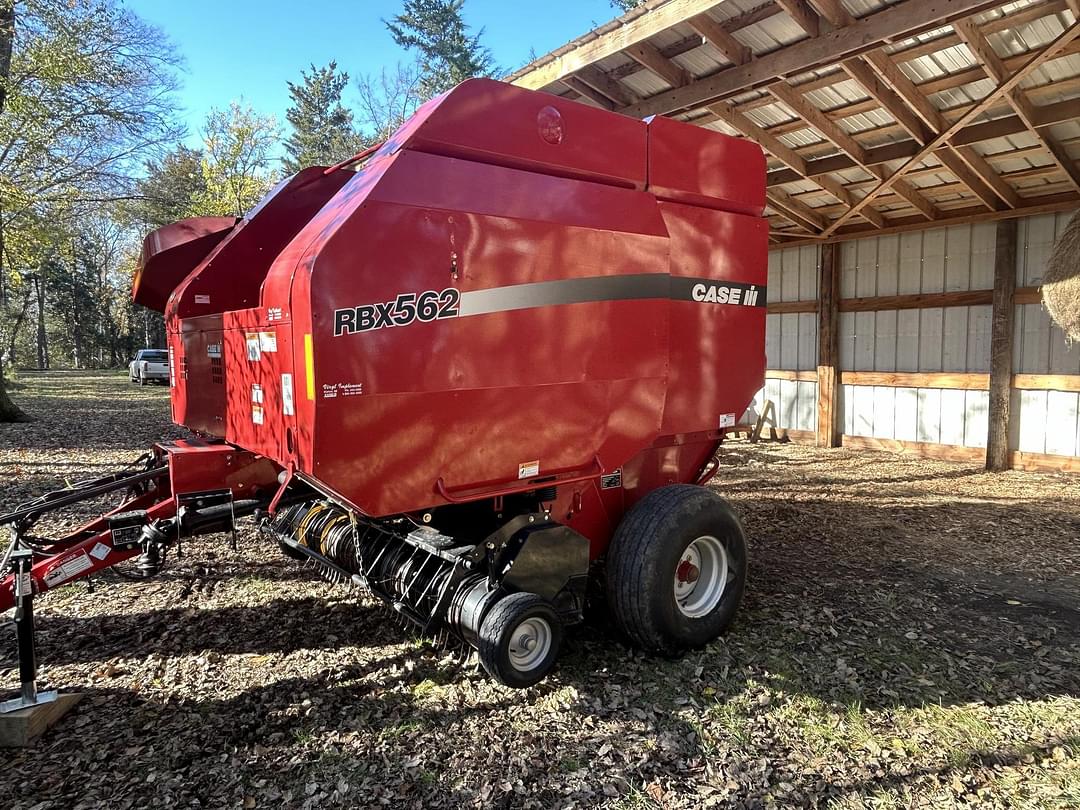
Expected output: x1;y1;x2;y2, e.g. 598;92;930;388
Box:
478;592;562;688
605;484;747;656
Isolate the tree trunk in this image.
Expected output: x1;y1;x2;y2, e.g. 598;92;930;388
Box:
7;279;30;362
71;304;82;369
0;1;26;421
0;362;27;421
33;273;47;369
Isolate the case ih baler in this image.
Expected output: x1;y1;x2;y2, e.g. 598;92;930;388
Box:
0;79;766;692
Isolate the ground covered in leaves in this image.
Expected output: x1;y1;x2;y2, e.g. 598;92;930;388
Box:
1;371;1078;809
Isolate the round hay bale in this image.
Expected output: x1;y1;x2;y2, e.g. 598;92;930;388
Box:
1042;209;1080;341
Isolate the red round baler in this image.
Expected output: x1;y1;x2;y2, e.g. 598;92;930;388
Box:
2;79;766;688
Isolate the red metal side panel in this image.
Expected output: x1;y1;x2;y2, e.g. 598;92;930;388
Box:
259;160;396;476
170;315;227;437
161;440;280;497
657;202;768;437
166;168;352;321
375;78;648;189
645;115;767;217
222;308;294;462
293;149;671;517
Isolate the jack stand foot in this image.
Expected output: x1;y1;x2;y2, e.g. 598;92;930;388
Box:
0;687;57;714
0;692;81;747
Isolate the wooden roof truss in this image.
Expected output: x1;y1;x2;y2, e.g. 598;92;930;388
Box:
507;0;1080;245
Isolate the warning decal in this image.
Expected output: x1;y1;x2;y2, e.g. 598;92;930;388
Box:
281;373;295;416
43;550;93;587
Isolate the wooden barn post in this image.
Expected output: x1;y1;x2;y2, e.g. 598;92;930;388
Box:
817;242;840;447
986;218;1018;471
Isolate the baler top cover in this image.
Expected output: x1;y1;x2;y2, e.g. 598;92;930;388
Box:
132;216;235;312
144;78;768;525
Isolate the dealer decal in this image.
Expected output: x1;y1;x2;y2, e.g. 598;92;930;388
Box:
331;274;765;336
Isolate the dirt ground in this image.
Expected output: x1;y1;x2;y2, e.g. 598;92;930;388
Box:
0;371;1078;809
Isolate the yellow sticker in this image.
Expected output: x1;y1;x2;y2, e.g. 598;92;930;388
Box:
304;333;315;401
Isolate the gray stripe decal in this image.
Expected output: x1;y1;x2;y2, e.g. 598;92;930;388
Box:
458;273;671;316
459;273;766;317
332;274;766;337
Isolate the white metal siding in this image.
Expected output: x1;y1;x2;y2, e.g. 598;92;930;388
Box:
767;245;819;374
835;222;996;447
759;211;1079;456
753;246;821;431
1009;211;1080;456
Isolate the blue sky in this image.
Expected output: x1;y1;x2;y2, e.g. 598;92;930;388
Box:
123;0;621;145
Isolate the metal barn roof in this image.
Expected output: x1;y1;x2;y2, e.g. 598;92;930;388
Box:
506;0;1080;246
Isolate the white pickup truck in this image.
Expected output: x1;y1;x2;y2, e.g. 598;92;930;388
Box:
129;349;169;385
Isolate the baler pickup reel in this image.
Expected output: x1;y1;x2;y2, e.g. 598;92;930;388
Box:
0;442;593;692
261;499;590;683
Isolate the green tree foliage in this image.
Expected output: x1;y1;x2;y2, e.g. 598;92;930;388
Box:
45;252;94;368
283;61;362;173
0;0;181;256
386;0;494;99
611;0;647;10
195;101;279;218
131;145;207;229
0;0;182;420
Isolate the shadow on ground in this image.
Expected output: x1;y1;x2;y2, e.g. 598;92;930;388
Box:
1;375;1078;808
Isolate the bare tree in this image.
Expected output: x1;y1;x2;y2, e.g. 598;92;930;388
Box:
355;62;425;143
197;101;280;217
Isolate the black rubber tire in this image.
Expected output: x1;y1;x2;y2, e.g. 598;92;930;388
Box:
606;484;748;656
477;592;563;688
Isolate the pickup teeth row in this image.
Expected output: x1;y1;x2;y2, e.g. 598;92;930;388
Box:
296;553;470;658
265;501;472;642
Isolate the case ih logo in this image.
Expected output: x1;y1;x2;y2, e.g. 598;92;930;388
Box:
334;288;461;335
689;282;763;307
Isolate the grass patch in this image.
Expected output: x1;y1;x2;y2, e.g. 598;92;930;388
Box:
378;719;425;740
558;756;582;773
708;694;752;747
